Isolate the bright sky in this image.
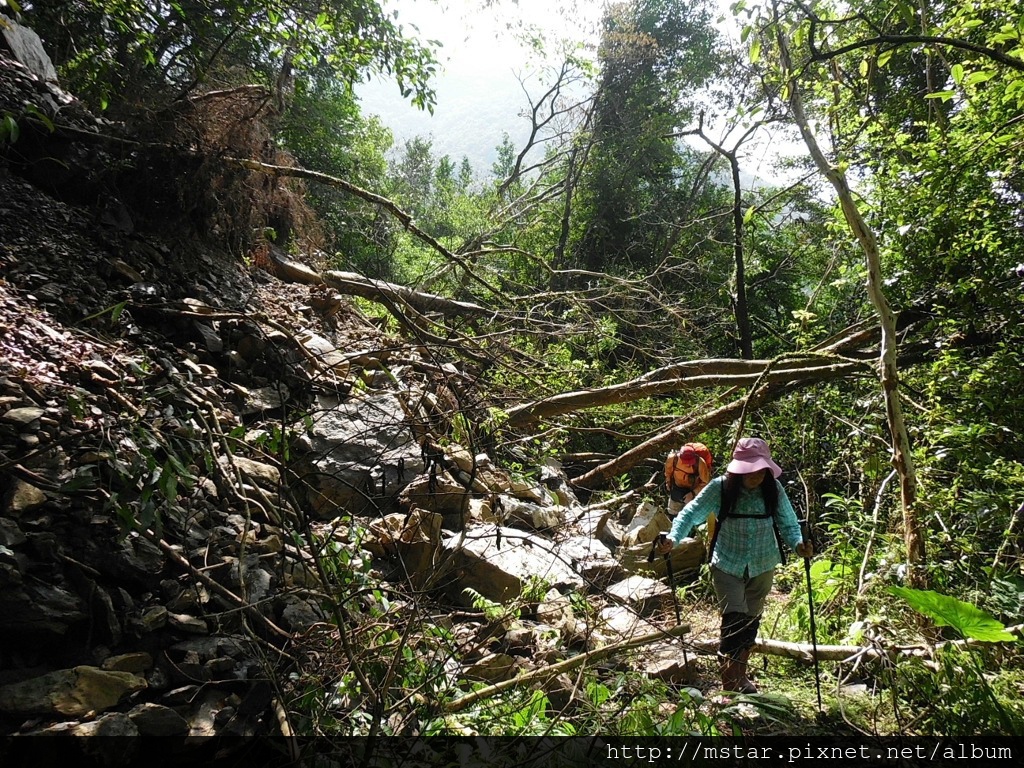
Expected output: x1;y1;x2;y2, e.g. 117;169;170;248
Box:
358;0;601;171
389;0;601;72
359;0;803;183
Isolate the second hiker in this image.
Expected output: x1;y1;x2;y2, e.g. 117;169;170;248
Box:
657;437;811;693
664;442;712;517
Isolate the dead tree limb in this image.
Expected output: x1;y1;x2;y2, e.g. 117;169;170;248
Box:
262;246;493;319
570;383;791;489
444;623;692;713
323;271;494;319
690;621;1024;662
445;619;1024;714
509;356;868;425
227;157;506;301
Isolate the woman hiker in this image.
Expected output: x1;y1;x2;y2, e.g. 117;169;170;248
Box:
657;437;812;693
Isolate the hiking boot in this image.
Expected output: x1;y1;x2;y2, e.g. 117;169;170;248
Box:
720;659;757;694
736;647;758;693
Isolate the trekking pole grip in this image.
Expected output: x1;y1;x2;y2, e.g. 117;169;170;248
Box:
646;535;660;563
800;518;814;560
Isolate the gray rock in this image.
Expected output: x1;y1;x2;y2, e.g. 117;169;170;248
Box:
398;471;469;529
91;585;122;646
0;666;147;717
0;581;87;636
138;605;169;632
442;525;583;605
297;392;425;516
536;591;577;636
167;612;208;634
218;454;280;490
101;652;153;674
644;643;698;684
558;535;623;588
0;517;27;547
500;495;565;531
462;652;518;683
0;18;59;82
590;605;662;649
3;478;47;515
280;595;327;631
1;406;45;427
128;701;190;736
606;575;673;616
621;501;671;547
617;537;704;581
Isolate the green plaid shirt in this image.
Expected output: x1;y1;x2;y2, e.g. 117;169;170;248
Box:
667;476;803;578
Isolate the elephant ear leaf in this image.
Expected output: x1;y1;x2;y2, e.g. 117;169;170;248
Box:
890;587;1016;642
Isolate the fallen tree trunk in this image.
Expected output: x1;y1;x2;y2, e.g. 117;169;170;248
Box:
509;356;868;425
571;381;797;490
323;270;493;319
691;622;1024;663
263;246;493;319
444;623;692;713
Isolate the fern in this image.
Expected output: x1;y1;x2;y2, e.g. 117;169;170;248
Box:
462;587;507;622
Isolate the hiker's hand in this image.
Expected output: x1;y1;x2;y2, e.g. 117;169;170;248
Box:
656;535;673;555
797;541;813;559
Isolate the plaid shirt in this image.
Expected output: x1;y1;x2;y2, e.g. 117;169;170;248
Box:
666;476;803;578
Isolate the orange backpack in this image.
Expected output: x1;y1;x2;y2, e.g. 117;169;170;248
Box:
665;442;713;502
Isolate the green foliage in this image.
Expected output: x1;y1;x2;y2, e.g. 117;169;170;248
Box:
425;689;576;736
572;0;724;275
890;587;1016;642
1;113;19;144
23;0;438;114
15;0;1024;740
981;569;1024;623
772;556;851;646
278;77;397;265
462;587;510;623
89;416;200;536
891;646;1024;735
577;672;796;736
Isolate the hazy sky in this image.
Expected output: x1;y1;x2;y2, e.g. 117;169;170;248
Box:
359;0;801;183
358;0;601;172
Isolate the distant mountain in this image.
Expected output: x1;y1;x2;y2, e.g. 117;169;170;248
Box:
358;65;534;178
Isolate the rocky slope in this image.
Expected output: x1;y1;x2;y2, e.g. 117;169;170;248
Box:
0;25;713;761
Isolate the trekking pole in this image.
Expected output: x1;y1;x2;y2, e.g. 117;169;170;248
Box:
801;519;822;712
648;535;682;626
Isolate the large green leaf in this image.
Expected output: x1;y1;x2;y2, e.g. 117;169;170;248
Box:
890;587;1017;642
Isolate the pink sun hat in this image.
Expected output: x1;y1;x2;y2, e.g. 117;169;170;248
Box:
726;437;782;478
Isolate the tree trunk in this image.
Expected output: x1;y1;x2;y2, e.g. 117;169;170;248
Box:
776;25;926;588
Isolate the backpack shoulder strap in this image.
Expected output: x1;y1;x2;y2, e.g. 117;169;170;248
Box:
706;479;786;562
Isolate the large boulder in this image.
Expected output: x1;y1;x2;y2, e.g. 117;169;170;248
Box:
606;575;674;616
398;470;469;530
621;500;670;548
498;495;565;531
0;666;147;718
0;18;58;82
296;392;425;517
588;605;661;650
440;525;584;605
366;507;443;588
617;536;705;582
557;535;623;589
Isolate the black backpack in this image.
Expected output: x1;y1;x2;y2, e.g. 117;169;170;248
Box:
706;477;786;564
